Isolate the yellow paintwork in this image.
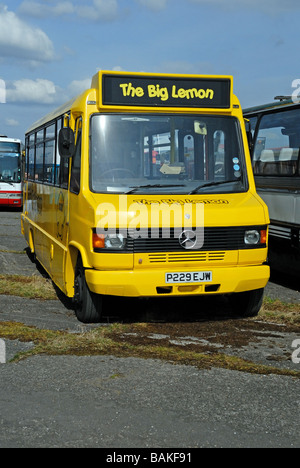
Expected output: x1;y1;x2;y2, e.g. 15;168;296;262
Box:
85;264;270;297
21;71;270;299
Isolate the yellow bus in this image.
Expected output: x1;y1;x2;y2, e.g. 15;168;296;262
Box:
21;70;270;322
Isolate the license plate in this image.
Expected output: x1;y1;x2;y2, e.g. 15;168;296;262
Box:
165;271;212;284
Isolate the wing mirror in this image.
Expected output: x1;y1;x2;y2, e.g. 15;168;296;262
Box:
58;127;75;158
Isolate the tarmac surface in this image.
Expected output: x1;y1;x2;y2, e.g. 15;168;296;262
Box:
0;209;300;449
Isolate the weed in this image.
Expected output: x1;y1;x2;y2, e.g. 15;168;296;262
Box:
0;275;57;300
260;297;300;325
0;321;299;378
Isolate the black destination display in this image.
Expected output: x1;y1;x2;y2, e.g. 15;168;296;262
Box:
102;74;231;109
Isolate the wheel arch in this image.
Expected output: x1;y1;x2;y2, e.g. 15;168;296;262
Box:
64;241;90;297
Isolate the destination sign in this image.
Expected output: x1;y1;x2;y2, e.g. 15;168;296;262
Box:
102;74;232;109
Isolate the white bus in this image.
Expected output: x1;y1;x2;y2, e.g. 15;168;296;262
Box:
0;136;23;208
244;97;300;277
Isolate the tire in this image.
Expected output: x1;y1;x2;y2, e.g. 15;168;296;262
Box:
74;258;102;323
228;288;264;318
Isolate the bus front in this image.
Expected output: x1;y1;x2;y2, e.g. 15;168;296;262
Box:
0;137;22;207
68;71;270;322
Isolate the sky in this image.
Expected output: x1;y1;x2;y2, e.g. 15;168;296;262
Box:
1;0;300;142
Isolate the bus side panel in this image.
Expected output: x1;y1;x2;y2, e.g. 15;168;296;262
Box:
296;193;300;226
23;182;69;294
49;187;69;293
259;190;297;226
257;189;300;276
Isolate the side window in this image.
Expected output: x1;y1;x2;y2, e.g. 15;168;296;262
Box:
253;109;300;176
35;129;44;181
26;134;35;180
25;116;71;185
249;116;258;138
70;118;82;194
44;124;56;184
28;147;35;180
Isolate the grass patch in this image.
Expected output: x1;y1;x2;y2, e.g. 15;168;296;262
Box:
0;274;57;300
0;249;26;254
259;297;300;325
1;321;300;379
0;274;299;377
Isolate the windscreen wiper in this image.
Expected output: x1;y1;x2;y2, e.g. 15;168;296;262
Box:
189;178;241;195
125;184;185;194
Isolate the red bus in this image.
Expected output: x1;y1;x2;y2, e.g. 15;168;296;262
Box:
0;136;23;207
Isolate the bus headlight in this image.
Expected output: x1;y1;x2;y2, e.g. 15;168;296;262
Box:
244;229;267;245
105;233;126;249
93;231;126;250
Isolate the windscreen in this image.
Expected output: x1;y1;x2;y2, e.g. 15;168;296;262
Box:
0;141;21;182
90;114;247;194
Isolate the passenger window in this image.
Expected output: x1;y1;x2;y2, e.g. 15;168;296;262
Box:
35;142;44;181
45;139;55;184
43;123;56;184
28;146;34;180
248;116;258;138
253;110;300;176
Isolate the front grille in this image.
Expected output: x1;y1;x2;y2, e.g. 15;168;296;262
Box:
94;225;267;253
128;226;266;252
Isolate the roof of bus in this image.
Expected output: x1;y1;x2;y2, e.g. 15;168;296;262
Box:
0;136;21;143
243;97;296;114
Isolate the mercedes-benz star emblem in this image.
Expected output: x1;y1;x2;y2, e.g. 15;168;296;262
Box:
179;230;197;250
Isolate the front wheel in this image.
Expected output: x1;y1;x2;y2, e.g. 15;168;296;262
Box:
228;288;264;318
74;259;103;323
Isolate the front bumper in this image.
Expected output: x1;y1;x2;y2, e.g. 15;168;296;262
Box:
85;264;270;297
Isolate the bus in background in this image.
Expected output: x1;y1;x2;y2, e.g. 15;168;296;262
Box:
0;136;23;208
244;97;300;277
21;70;270;323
